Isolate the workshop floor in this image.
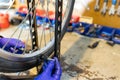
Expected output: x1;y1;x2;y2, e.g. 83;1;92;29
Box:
0;25;120;80
61;32;120;80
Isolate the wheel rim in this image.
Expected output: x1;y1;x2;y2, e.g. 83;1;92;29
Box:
0;0;74;72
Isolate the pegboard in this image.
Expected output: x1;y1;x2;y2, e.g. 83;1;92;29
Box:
83;0;120;28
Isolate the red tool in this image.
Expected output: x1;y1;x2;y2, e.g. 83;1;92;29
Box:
36;9;54;18
70;15;80;23
18;6;28;14
0;13;9;29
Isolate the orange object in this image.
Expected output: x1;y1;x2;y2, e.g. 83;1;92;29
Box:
70;15;80;23
36;9;55;18
36;9;46;17
0;13;9;29
49;14;55;20
48;11;54;16
49;13;64;20
18;6;28;14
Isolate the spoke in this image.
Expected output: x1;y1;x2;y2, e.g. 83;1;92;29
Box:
46;0;52;41
40;3;47;47
13;26;24;54
39;0;52;47
43;24;47;46
2;27;20;50
39;24;44;49
23;28;31;54
5;0;15;13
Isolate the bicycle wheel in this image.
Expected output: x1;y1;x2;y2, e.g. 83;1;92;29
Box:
0;0;75;72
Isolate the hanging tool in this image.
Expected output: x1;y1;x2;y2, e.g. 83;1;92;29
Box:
109;0;117;15
117;0;120;16
94;0;100;11
101;0;108;15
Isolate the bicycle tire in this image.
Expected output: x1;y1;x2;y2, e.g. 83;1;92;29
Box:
0;0;75;72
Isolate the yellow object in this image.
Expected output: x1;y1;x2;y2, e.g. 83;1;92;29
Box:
12;0;27;9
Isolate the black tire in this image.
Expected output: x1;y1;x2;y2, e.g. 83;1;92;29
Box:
10;17;22;25
0;0;75;72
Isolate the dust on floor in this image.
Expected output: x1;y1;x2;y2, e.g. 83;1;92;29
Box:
61;32;120;80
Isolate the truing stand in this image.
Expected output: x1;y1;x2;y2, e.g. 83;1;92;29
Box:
27;0;38;50
0;0;63;79
55;0;63;60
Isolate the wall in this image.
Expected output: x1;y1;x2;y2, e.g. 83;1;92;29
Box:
82;0;120;28
73;0;93;16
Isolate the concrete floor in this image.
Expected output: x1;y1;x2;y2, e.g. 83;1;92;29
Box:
0;25;120;80
61;32;120;80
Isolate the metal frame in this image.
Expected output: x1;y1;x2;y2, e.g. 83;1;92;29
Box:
55;0;63;60
27;0;38;51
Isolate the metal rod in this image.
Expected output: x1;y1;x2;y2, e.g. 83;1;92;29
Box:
27;0;38;50
54;0;63;60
